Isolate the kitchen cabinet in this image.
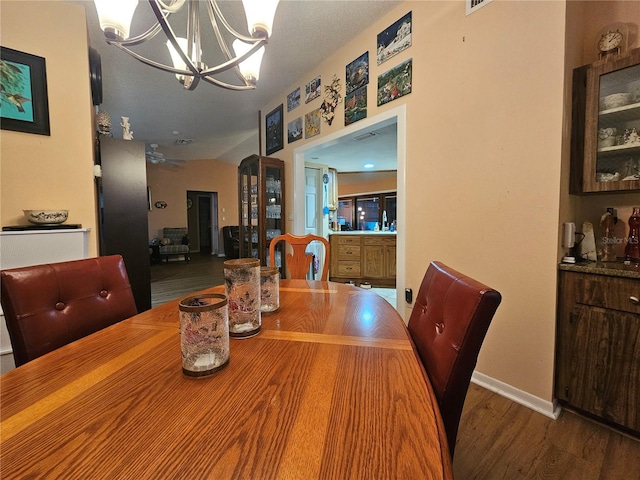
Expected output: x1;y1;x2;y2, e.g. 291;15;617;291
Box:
555;267;640;434
329;233;396;287
570;48;640;193
238;155;285;268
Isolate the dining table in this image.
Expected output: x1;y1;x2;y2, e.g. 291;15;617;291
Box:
0;279;454;479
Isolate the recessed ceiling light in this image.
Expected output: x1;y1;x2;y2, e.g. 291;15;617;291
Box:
364;163;374;169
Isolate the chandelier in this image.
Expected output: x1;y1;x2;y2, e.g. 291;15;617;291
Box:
93;0;279;91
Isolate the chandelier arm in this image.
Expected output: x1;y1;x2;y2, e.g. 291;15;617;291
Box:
199;37;267;76
200;75;255;91
205;0;234;62
109;43;193;76
109;21;164;47
209;0;259;43
149;0;199;76
156;0;186;14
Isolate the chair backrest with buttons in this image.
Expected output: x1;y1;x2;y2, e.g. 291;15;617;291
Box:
0;255;138;367
407;261;501;458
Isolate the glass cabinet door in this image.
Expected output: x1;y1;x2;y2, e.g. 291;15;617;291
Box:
238;155;285;269
577;48;640;193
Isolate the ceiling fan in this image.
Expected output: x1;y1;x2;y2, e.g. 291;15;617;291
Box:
145;144;186;167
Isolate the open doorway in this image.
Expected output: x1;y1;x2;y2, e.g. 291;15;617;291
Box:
292;104;407;319
187;191;219;255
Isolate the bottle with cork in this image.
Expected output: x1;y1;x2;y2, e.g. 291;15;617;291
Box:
624;207;640;264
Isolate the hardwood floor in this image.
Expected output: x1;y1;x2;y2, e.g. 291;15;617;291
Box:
151;257;640;479
454;383;640;479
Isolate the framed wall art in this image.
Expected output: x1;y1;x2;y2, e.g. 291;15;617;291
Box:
287;117;302;144
0;47;50;135
305;109;321;139
346;52;369;94
305;75;321;103
377;58;412;106
345;85;367;126
376;11;412;66
287;87;300;111
265;104;283;155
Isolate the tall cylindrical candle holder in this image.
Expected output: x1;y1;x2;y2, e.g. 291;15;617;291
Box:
260;266;280;313
224;258;261;337
179;293;229;377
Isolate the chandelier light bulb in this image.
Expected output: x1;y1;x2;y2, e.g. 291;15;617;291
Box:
242;0;280;38
94;0;138;40
233;40;265;85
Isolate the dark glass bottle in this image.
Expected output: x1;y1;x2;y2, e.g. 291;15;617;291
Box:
624;207;640;263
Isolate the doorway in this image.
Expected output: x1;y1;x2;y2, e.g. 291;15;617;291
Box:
187;191;219;255
292;104;407;319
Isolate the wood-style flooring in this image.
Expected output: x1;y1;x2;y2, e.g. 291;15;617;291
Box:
150;255;640;479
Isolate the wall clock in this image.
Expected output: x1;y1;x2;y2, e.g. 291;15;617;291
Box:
596;23;628;59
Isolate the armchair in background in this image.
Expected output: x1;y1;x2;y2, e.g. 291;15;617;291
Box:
158;227;190;263
222;226;240;259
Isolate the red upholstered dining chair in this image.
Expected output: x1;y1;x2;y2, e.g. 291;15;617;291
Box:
407;261;501;458
268;233;330;280
0;255;138;367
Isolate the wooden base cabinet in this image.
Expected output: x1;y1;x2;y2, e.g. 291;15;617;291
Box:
329;233;396;287
555;268;640;435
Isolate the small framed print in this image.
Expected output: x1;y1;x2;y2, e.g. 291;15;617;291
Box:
305;75;321;103
346;52;369;94
287;87;301;111
377;58;412;107
287;117;302;144
305;109;321;139
0;47;50;135
376;11;412;66
265;104;284;155
345;85;367;126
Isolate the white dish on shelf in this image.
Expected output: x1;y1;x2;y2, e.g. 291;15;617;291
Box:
601;93;633;110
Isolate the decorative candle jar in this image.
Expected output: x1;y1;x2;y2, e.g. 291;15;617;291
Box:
179;293;229;377
260;266;280;313
224;258;261;337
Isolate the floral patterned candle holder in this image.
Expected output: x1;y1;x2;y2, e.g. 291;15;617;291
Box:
260;266;280;313
179;293;229;377
224;258;261;337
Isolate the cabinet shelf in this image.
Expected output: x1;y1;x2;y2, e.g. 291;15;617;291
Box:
597;143;640;154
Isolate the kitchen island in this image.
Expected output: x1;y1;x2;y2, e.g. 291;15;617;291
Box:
329;231;396;287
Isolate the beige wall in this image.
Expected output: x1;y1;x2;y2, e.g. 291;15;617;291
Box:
0;1;98;255
258;0;572;402
338;171;397;196
146;159;239;242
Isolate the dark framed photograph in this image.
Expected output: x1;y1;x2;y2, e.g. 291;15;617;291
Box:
1;47;50;135
265;104;283;155
346;52;369;94
377;58;412;106
376;11;412;66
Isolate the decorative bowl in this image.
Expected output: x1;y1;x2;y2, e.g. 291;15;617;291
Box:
23;209;69;224
601;93;633;110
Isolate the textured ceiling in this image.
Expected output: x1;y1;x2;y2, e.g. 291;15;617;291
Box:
76;0;401;170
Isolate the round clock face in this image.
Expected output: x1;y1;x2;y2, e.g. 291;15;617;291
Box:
598;30;623;52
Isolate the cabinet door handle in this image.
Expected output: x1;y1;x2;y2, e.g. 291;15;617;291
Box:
630;296;640;305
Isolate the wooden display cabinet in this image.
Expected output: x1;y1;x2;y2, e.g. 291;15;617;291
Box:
555;268;640;434
238;155;285;269
571;48;640;193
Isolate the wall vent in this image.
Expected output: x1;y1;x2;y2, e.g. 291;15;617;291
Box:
175;138;194;146
466;0;493;16
354;131;378;141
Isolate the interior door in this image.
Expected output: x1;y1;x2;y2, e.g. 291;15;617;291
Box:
304;166;324;279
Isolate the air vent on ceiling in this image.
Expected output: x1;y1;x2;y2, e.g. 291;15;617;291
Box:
354;131;378;141
466;0;493;15
175;138;194;145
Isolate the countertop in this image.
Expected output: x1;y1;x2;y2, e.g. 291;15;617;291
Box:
329;231;397;235
559;261;640;279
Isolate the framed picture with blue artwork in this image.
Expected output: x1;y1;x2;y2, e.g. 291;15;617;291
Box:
0;47;50;135
265;104;283;155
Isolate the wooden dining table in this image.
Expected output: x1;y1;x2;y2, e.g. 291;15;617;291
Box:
1;280;453;479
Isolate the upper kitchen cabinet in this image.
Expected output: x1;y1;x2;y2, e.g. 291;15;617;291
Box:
571;48;640;194
238;155;285;268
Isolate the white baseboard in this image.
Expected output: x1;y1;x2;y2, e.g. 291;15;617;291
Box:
471;370;561;420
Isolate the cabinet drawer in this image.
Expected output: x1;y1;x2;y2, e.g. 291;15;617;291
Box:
338;245;360;260
573;274;640;315
336;261;361;276
363;236;396;246
336;236;360;245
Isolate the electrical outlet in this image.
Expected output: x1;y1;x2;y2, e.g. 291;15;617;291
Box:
405;288;413;304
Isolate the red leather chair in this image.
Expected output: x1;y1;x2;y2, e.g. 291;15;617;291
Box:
1;255;138;367
407;261;501;458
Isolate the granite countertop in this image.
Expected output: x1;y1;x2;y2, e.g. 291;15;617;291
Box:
559;261;640;279
329;231;397;235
